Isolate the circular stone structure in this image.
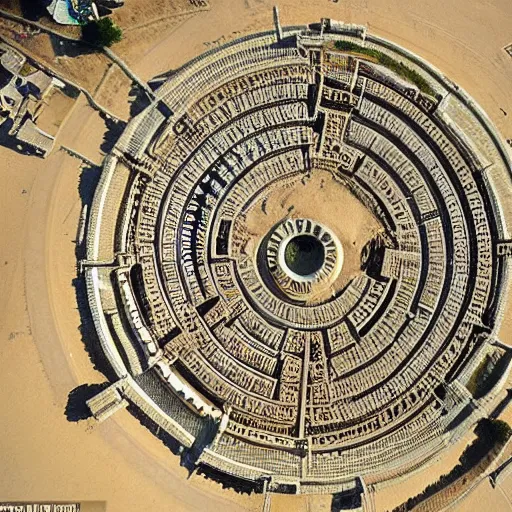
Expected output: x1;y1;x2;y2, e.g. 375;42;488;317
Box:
84;18;512;498
266;218;343;302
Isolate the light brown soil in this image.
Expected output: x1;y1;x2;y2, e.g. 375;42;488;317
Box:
0;0;22;15
240;170;384;302
107;0;208;67
34;88;75;136
113;15;195;67
93;63;133;120
112;0;205;27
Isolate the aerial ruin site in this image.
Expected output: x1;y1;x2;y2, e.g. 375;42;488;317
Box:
2;1;512;512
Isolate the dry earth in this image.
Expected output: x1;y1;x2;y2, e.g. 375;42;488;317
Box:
240;171;384;301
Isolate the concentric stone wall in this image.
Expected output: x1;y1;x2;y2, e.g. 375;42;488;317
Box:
84;19;512;495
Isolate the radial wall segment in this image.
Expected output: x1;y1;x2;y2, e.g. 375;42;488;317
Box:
84;19;512;496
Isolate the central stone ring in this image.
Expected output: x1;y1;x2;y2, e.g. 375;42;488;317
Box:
265;218;343;300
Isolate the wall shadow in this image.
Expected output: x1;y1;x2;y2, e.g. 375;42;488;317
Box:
0;117;41;156
20;0;47;21
194;465;259;495
72;275;118;383
72;161;118;383
331;478;363;511
75;164;100;260
129;83;151;119
49;32;98;58
99;113;126;154
65;382;109;421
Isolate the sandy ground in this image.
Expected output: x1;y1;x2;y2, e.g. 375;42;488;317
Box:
93;64;133;121
453;477;512;512
374;431;477;512
0;91;263;512
240;170;384;302
34;88;75;136
110;0;205;67
2;0;512;511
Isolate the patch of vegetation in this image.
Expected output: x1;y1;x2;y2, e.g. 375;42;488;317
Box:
19;61;37;77
466;353;510;399
284;235;325;276
333;40;437;97
81;17;122;47
390;418;512;512
20;0;47;21
285;239;300;265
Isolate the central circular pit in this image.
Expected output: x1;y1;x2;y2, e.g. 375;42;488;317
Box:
265;218;344;302
85;18;512;499
284;235;325;276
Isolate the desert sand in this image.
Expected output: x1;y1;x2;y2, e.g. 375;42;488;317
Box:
1;0;512;511
238;170;384;302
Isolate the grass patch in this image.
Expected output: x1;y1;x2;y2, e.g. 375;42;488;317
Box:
284;235;325;276
466;353;510;399
285;240;299;265
19;61;37;77
333;40;437;97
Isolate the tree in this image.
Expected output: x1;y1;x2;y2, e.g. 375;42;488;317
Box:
20;0;46;21
82;18;122;47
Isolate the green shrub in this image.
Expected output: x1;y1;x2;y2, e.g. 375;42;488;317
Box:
285;240;299;265
82;18;122;48
333;40;436;97
466;353;510;399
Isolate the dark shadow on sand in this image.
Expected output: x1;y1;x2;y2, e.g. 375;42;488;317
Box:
0;117;41;156
20;0;47;21
99;113;126;154
65;383;109;421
